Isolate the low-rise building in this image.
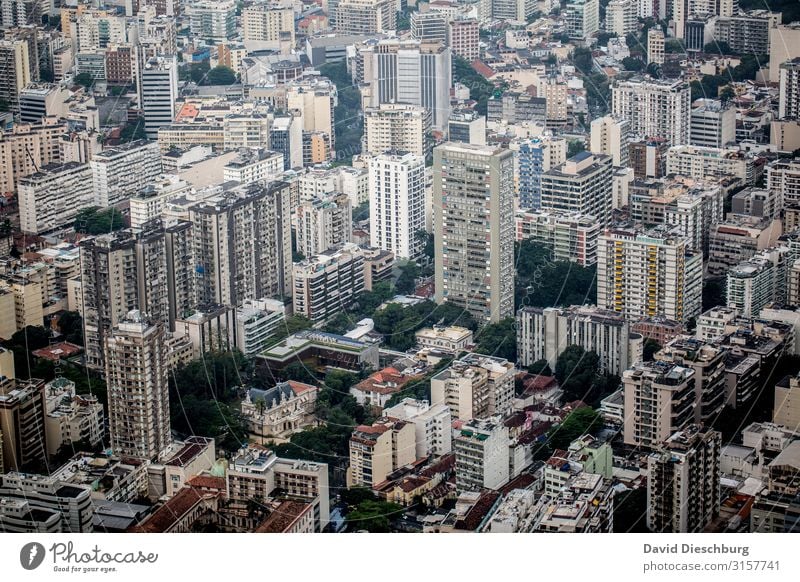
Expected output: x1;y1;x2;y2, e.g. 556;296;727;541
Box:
241;381;318;443
43;377;104;458
414;326;473;353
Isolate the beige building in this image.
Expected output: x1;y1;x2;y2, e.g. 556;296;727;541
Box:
363;103;431;158
774;373;800;434
434;143;515;324
646;27;664;65
295;193;352;258
0;38;32;113
448;18;480;61
104;312;171;461
334;0;396;35
242;6;294;47
0;378;47;473
769;23;800;83
18;162;94;234
430;353;515;421
623;361;697;449
286;76;337;156
292;243;365;322
348;418;415;488
0;117;66;194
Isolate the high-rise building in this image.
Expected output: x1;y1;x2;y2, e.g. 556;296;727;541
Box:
779;58;800;121
190;181;292;306
690;99;736;148
242;5;294;47
286;77;337;157
188;0;237;42
90;140;162;207
0;472;93;532
647;425;721;533
647;28;665;65
711;10;778;56
334;0;396;35
79;222;195;367
769;23;800;83
515;135;568;209
363;104;431;158
18;162;94;235
433;143;515;324
448;18;480;61
410;11;448;44
105;312;170;461
139;56;178;140
348;418;415;487
605;0;637;36
430;353;515;421
0;38;32;113
565;0;600;40
382;398;453;458
597;226;703;324
774;373;800;434
726;247;790;318
655;336;727;423
540;152;614;227
368;151;427;260
0;378;47;473
517;305;643;376
589;115;630;167
223;113;271;150
514;210;600;266
359;39;452;130
454;416;509;492
623;361;697;449
269;115;304;170
0;117;66;194
767;158;800;206
292;244;365;323
666;145;758;185
295;192;352;258
612;78;691;146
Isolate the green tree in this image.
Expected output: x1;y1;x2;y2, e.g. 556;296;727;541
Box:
395;262;420;295
74;72;94;88
346;499;404;532
515;240;597;310
547;407;602;450
58;311;84;345
527;359;553;377
319;60;363;162
204;65;236;86
572;47;594;75
621;56;646;72
474;318;517;362
703;41;734;55
74;207;126;234
555;345;601;402
643;339;661;362
567;139;586;158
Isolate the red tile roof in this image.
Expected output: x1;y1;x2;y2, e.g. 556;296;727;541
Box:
255;500;312;533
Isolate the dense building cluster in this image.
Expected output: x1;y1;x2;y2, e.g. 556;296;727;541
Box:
0;0;799;536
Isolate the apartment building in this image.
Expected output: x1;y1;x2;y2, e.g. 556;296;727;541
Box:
0;378;47;473
187;0;236;42
190;181;292;306
295;193;352;258
0;472;93;532
434;143;515;324
565;0;599;40
18;162;93;234
292;243;365;322
90;140;162;207
647;28;664;65
242;5;294;47
454;416;510;492
589;115;630;167
623;361;697;449
647;425;721;533
779;59;800;121
334;0;396;35
513;211;596;270
234;298;286;356
666;145;759;185
517;305;643;376
286;77;337;155
540;152;613;227
223;113;271;150
726;247;790;319
612;78;691;146
349;418;415;488
597;226;703;324
605;0;637;36
383;398;453;459
514;135;567;209
130;175;191;229
43;377;104;458
430;353;515;421
0;38;32;113
690;99;736;148
774;373;800;434
105;312;170;461
0;117;66;194
655;336;727;423
448;109;486;145
363;103;431;158
448;18;480;61
368;151;427;260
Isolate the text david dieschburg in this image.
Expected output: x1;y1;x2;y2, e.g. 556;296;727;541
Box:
643;543;750;557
